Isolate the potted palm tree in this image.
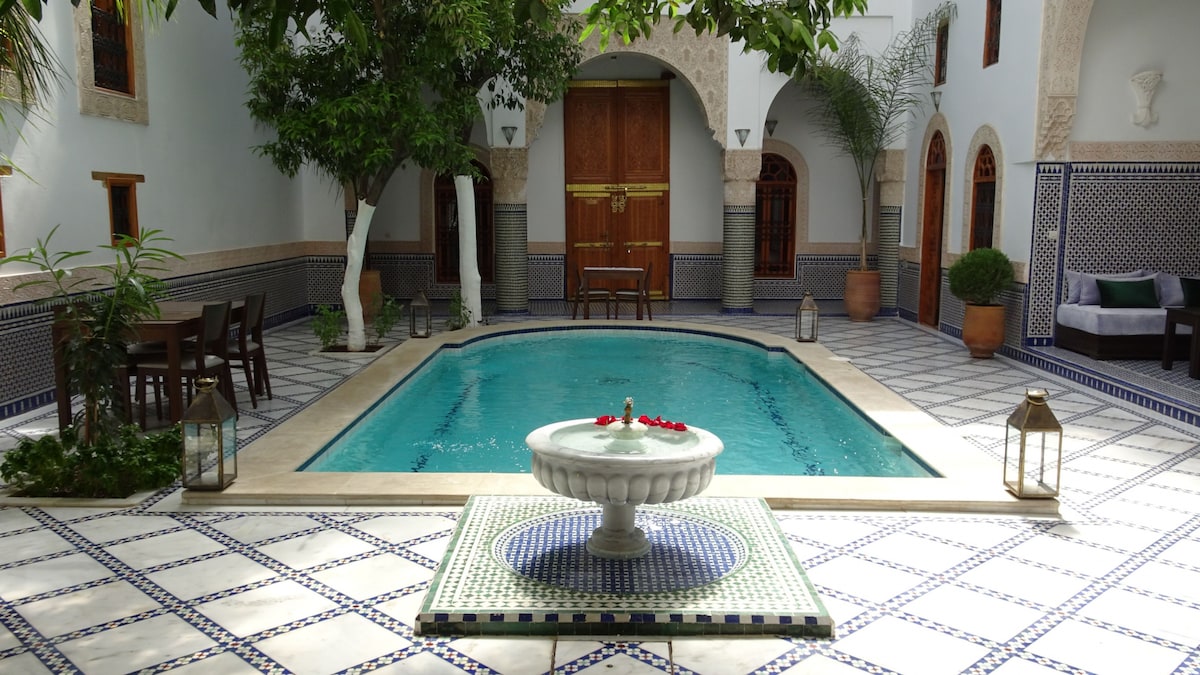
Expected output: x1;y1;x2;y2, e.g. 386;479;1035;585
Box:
803;2;954;321
947;247;1014;358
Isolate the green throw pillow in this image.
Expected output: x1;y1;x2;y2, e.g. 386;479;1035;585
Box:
1182;277;1200;307
1097;278;1159;308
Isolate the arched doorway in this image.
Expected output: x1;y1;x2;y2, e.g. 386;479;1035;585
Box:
754;153;797;278
919;132;947;327
435;161;494;284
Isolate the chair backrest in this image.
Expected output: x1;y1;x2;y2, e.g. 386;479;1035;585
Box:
199;301;232;364
241;293;266;347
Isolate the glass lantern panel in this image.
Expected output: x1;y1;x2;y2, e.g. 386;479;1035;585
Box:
183;422;223;487
221;416;238;479
1004;427;1060;497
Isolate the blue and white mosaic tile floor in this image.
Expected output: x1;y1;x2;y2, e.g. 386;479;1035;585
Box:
0;306;1198;674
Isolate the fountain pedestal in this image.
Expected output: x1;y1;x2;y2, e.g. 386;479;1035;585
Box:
526;418;724;560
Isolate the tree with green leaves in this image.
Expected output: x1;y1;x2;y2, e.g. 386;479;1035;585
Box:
237;0;578;344
802;2;955;271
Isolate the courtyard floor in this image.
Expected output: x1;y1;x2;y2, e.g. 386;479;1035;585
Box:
0;305;1197;674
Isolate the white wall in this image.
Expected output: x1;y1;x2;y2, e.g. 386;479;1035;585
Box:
0;3;298;272
900;0;1043;263
1073;0;1200;143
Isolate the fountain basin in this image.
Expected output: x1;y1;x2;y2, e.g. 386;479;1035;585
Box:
527;418;724;559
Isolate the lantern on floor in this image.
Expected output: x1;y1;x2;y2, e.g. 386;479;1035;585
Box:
181;377;237;491
1003;388;1063;498
795;292;820;342
410;290;432;338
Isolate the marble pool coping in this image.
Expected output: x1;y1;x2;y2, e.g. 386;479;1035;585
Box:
183;320;1058;516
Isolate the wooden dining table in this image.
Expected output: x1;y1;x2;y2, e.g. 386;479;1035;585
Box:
582;266;646;320
54;300;244;431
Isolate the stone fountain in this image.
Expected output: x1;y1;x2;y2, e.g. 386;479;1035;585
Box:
526;398;724;559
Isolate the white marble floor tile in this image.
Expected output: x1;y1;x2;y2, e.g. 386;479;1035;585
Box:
1121;561;1200;604
212;514;322;543
1093;444;1177;466
1077;587;1200;647
1028;618;1188;675
309;552;431;601
256;528;376;569
1064;456;1156;479
807;557;926;604
1146;469;1200;491
146;552;278;600
1157;536;1200;566
0;552;114;600
160;652;263;675
855;532;976;573
780;654;868;674
669;637;793;674
1118;483;1200;512
0;623;20;650
104;529;227;569
907;520;1022;549
1006;536;1127;577
371;650;471;674
407;536;452;563
68;514;180;543
55;614;216;675
349;514;459;544
0;530;75;565
1046;522;1164;552
375;590;428;628
0;508;43;535
988;656;1086;675
901;585;1042;642
1087;499;1195;531
832;616;990;675
0;651;55;674
17;580;160;637
448;637;555;674
194;579;339;636
957;558;1091;606
252;612;413;674
776;518;881;547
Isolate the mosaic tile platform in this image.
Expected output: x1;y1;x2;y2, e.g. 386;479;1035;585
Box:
417;495;833;638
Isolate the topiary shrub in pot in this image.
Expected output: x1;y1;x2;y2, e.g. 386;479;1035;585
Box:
947;247;1014;358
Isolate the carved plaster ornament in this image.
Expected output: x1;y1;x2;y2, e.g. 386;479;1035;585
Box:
1129;70;1162;128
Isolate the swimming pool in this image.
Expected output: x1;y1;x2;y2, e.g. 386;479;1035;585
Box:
301;329;935;477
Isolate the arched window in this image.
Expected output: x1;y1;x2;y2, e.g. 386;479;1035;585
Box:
754;153;797;278
435;162;494;284
970;145;996;250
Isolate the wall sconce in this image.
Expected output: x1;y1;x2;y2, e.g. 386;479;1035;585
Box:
735;128;750;147
930;90;942;112
795;292;819;342
764;119;778;137
501;126;517;146
1003;389;1063;498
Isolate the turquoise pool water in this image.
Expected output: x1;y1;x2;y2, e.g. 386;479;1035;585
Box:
301;329;935;477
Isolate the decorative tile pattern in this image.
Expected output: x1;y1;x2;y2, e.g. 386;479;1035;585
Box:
878;205;901;309
493;204;529;313
722;205;756;310
0;310;1198;672
418;496;831;637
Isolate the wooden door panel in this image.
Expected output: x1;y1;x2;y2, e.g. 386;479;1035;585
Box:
564;87;617;184
620;86;670;184
919;170;945;326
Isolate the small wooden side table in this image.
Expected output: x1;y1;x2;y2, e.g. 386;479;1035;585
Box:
1162;307;1200;379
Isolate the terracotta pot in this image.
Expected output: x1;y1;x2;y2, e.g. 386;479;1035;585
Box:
844;270;881;322
962;303;1006;358
358;269;383;322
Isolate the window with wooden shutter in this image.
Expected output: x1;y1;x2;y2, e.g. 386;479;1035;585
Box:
92;172;144;244
754;153;797;278
970;146;996;250
935;21;950;85
984;0;1001;67
91;0;133;95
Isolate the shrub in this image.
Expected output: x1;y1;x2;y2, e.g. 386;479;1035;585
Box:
446;289;472;331
312;304;346;349
948;247;1014;305
369;294;404;345
1;425;181;498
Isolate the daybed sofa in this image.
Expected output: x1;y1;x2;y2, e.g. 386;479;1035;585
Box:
1055;270;1196;360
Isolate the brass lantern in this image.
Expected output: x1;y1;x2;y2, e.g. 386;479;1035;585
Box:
1003;388;1063;498
410;290;432;338
181;377;237;491
796;292;820;342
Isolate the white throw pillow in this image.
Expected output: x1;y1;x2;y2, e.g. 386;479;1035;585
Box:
1155;272;1185;307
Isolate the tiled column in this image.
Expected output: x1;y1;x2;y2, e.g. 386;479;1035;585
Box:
491;148;530;314
722;149;761;313
875;150;906;314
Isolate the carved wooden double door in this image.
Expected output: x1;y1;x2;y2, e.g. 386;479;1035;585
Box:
564;80;670;298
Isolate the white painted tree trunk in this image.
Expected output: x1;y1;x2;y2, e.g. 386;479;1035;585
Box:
455;175;482;328
341;200;375;351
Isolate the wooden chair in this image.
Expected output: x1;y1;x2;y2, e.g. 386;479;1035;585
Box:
134;301;236;428
570;268;612;319
227;292;273;408
614;263;653;320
